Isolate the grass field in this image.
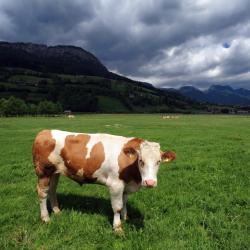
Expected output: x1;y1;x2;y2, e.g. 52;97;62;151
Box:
0;115;249;249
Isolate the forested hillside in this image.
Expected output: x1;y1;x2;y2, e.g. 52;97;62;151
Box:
0;42;204;114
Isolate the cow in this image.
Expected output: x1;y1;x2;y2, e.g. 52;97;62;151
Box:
32;130;176;233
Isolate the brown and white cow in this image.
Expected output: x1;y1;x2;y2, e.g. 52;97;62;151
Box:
32;130;176;233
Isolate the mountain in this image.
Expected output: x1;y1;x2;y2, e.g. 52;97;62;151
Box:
0;41;109;77
178;85;250;106
0;41;204;113
234;88;250;97
178;86;207;102
0;41;151;87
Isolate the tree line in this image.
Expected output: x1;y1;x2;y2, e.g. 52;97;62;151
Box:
0;96;62;116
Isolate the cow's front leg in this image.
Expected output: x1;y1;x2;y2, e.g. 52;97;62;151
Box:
109;181;124;234
121;193;128;221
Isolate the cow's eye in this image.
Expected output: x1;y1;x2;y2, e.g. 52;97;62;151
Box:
157;160;161;165
139;160;144;166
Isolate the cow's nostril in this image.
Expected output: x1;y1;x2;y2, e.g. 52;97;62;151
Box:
145;179;155;187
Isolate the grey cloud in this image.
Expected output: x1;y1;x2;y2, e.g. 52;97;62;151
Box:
0;0;250;89
0;0;94;43
221;40;250;75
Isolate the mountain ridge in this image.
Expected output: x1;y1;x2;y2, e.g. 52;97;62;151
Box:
0;41;108;76
175;85;250;106
0;41;154;87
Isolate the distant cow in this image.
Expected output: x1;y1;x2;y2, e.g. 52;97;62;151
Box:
162;115;179;119
32;130;176;233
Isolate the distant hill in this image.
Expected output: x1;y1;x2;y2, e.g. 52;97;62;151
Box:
0;41;204;113
176;85;250;106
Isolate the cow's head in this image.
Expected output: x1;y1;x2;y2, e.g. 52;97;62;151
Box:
124;141;176;188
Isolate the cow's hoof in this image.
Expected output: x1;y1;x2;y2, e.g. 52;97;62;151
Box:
41;216;50;223
53;207;61;214
114;225;124;236
123;215;129;221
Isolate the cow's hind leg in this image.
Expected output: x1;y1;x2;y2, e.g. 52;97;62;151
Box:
49;173;60;214
37;176;50;223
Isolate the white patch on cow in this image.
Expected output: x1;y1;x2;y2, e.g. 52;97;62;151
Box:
48;130;78;175
85;134;100;159
92;134;132;185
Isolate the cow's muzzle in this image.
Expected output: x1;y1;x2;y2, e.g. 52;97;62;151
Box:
144;179;156;188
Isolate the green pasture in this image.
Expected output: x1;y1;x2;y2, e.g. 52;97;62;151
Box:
0;115;249;249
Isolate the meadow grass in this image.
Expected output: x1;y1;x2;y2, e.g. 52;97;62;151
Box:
0;114;249;250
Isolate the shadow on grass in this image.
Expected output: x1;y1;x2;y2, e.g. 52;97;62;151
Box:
57;193;144;230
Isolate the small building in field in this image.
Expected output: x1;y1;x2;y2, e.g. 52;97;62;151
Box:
64;110;75;118
64;110;72;115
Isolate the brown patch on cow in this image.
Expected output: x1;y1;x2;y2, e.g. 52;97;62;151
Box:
60;134;105;183
161;151;176;162
32;130;56;177
123;138;144;151
60;134;90;174
118;138;144;184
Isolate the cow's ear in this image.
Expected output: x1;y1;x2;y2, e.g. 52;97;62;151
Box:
161;151;176;162
123;147;138;160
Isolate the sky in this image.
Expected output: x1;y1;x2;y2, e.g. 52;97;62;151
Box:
0;0;250;89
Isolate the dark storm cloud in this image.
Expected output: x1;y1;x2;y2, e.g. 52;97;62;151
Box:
0;0;94;44
0;0;250;89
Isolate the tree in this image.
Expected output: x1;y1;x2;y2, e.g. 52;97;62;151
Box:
0;96;62;116
28;103;38;115
0;98;8;116
55;102;63;113
37;100;62;115
37;101;55;115
4;96;28;116
221;108;229;114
